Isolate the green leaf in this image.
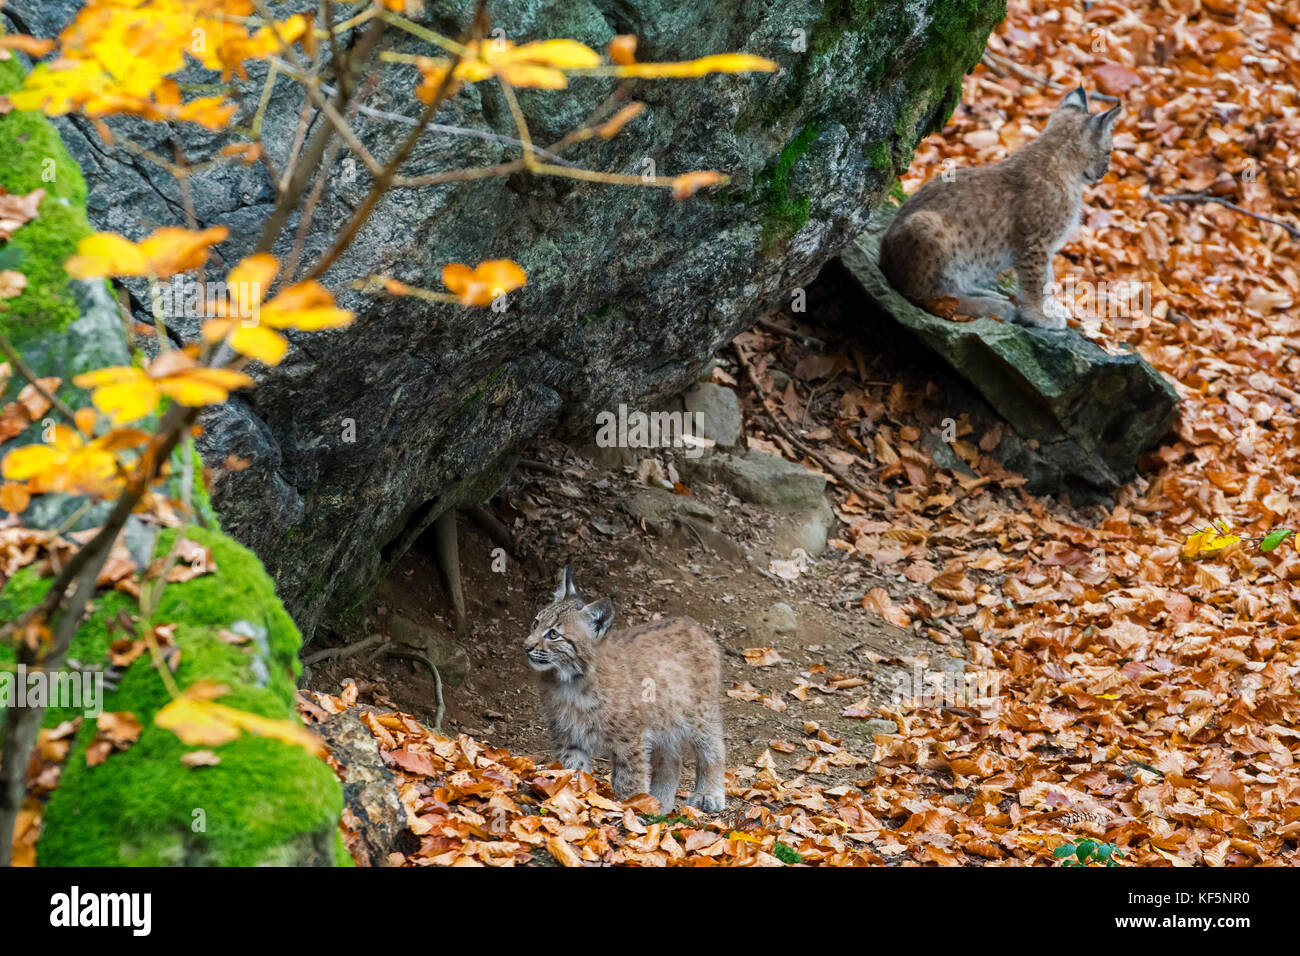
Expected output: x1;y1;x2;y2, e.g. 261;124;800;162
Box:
1053;844;1077;858
0;246;24;270
1260;529;1292;552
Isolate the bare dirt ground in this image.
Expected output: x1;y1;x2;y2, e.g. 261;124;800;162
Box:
306;263;1083;799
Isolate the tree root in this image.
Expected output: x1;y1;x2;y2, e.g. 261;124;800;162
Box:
385;644;445;733
301;633;387;667
433;511;467;633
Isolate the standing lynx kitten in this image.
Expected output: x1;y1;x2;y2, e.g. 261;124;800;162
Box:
524;566;726;813
880;87;1120;329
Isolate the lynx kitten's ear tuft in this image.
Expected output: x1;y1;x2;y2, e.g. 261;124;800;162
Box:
1060;86;1089;112
1092;103;1122;133
554;564;579;602
582;597;615;639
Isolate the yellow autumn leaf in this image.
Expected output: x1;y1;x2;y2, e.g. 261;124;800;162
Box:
0;481;30;514
1181;519;1240;559
611;52;779;79
441;259;527;307
671;170;728;200
608;35;637;66
155;694;327;758
259;281;354;331
217;322;290;365
65;225;228;279
1;443;61;480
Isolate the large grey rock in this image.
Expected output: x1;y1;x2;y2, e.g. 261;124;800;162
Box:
839;210;1179;492
6;0;1006;637
714;449;828;510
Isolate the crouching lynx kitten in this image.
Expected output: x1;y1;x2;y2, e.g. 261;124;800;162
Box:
524;567;726;813
880;87;1120;329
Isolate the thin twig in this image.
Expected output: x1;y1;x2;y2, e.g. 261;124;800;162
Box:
302;13;477;280
254;17;386;255
1157;192;1300;240
301;633;387;666
758;319;826;349
980;50;1120;103
0;333;78;424
732;342;890;508
385;645;445;732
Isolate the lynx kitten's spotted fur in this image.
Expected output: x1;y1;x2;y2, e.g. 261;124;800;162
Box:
880;87;1121;329
525;567;726;813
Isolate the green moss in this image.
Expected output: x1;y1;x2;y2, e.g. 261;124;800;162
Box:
0;526;344;866
899;0;1007;142
455;364;505;421
0;55;95;347
746;122;820;253
743;0;884;133
868;140;892;172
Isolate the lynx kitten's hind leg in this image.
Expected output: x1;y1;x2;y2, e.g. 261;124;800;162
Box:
649;742;683;812
685;717;727;813
949;292;1019;322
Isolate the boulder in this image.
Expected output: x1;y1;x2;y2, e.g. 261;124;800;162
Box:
3;0;1007;638
839;209;1179;492
312;707;418;867
0;528;346;866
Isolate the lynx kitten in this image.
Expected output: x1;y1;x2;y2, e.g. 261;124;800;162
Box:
880;87;1120;329
524;567;726;813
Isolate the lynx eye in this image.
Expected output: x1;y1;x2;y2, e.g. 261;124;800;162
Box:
547;628;560;640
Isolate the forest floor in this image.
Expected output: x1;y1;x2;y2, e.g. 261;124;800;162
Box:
302;0;1300;866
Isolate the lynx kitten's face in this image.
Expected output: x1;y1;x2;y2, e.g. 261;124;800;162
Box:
524;598;587;678
1080;112;1116;184
524;580;613;681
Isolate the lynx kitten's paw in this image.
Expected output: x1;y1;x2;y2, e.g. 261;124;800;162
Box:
686;791;726;813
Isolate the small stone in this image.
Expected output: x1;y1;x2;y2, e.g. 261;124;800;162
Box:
746;602;799;642
682;382;743;449
857;718;900;736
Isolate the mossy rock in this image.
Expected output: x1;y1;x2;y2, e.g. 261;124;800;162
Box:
838;208;1179;492
0;51;95;347
0;526;346;865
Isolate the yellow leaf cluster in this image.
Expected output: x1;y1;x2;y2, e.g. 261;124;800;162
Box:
1;421;148;497
65;226;228;280
1181;519;1241;560
74;348;254;425
8;0;304;128
440;259;526;306
201;254;354;366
